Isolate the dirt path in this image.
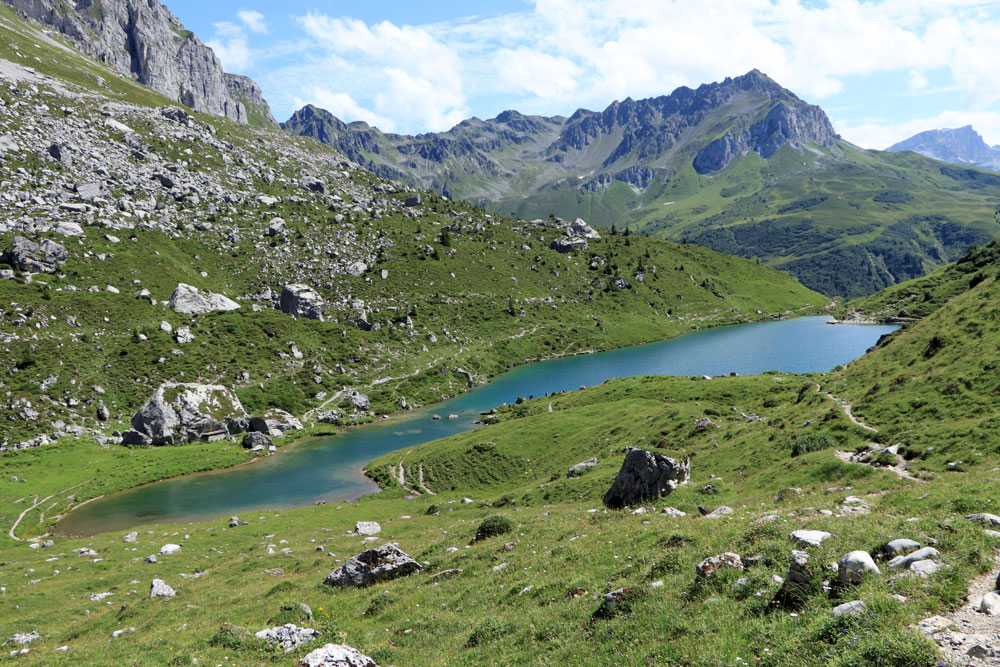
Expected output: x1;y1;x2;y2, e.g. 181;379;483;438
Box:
9;495;52;541
818;387;919;481
9;479;92;541
917;554;1000;665
417;464;435;495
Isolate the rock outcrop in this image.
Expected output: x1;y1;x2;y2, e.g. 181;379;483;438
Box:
299;644;379;667
2;0;253;123
323;543;421;588
1;235;68;273
167;283;240;314
280;284;325;321
130;383;246;445
602;448;690;509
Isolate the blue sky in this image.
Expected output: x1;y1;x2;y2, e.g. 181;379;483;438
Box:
162;1;1000;148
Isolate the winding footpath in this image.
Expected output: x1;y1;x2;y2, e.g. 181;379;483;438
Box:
815;386;919;482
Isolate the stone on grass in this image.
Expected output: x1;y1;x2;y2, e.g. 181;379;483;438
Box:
966;513;1000;527
280;284;325;321
242;431;273;451
299;644;379;667
167;283;239;314
354;521;381;536
696;553;743;579
790;530;831;547
323;543;421;588
832;600;866;617
131;383;246;445
661;507;686;517
704;506;733;519
888;546;939;569
159;543;182;555
255;624;319;652
149;579;175;598
909;560;941;577
838;550;880;585
9;632;39;645
881;538;920;557
123;531;138;543
567;458;598;477
602;448;690;509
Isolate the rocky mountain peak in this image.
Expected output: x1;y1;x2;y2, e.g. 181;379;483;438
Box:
2;0;267;124
888;125;1000;171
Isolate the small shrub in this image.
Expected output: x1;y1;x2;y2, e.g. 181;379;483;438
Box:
791;434;837;457
425;503;439;515
264;581;295;598
474;514;515;542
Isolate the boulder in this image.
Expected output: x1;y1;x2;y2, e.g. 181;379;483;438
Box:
909;560;941;577
2;236;68;273
832;600;866;617
695;552;743;579
569;218;601;239
167;283;240;314
703;506;734;519
568;457;598;477
349;391;370;411
838;550;880;585
242;431;273;450
790;530;831;547
602;448;690;509
280;284;325;321
550;237;587;254
880;538;920;558
249;409;303;435
299;644;379;667
966;513;1000;527
889;546;940;569
267;217;286;236
149;579;175;598
120;429;150;446
354;521;381;536
979;592;1000;615
323;543;421;588
130;383;246;445
777;550;814;603
255;624;319;652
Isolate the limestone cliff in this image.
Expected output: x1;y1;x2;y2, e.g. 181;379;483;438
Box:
2;0;256;124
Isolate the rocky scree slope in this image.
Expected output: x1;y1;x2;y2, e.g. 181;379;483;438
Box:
0;0;272;125
286;70;1000;299
0;8;822;456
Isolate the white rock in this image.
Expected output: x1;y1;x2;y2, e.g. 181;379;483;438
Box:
838;550;880;585
790;530;831;547
978;592;1000;615
832;600;866;617
299;643;379;667
149;579;175;598
158;543;182;555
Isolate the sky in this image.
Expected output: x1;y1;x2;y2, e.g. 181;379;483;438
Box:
160;0;1000;149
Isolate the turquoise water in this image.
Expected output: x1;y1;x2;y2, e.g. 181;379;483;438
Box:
57;316;897;535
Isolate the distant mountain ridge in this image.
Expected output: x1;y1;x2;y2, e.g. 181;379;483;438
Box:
1;0;276;125
282;69;837;198
887;125;1000;171
284;71;1000;299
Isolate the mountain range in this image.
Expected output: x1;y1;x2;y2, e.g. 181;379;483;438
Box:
284;73;1000;299
887;125;1000;171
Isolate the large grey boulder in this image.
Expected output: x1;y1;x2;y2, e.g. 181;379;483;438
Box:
2;236;68;273
241;431;273;451
323;543;421;588
299;644;379;667
131;383;246;445
569;218;601;239
602;448;690;509
167;283;240;314
348;391;370;411
280;284;325;321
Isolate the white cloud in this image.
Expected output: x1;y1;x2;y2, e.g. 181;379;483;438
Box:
206;21;253;71
237;9;268;34
248;1;1000;134
292;13;469;133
